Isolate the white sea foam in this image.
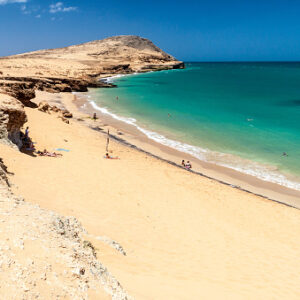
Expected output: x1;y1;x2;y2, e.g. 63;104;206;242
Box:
101;72;139;83
102;74;126;83
89;100;300;191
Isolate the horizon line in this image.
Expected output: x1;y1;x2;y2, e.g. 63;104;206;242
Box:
184;60;300;63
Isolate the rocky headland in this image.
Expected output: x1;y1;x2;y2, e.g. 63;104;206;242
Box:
0;35;184;151
0;35;184;107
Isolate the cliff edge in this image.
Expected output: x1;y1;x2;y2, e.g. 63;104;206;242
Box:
0;94;27;148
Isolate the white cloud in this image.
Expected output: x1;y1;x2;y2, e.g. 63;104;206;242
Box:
0;0;27;5
20;4;41;15
20;4;31;14
49;2;77;13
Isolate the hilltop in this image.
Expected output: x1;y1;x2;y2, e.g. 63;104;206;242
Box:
0;35;183;106
8;35;183;75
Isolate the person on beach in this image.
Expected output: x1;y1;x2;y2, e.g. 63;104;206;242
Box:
185;161;192;170
104;152;119;159
25;127;29;139
181;160;185;167
37;149;62;157
93;113;97;121
20;128;35;151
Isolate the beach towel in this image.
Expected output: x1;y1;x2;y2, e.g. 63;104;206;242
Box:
55;148;70;152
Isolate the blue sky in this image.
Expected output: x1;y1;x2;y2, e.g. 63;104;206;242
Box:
0;0;300;61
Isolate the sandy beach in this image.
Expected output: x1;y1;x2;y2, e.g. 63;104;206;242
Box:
70;91;300;209
1;91;300;299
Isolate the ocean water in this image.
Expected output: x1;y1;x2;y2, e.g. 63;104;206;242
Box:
87;62;300;190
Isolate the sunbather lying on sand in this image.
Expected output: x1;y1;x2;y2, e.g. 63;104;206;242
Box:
37;149;63;157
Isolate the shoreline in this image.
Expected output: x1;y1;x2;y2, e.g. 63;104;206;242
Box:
4;91;300;299
38;90;300;209
85;84;300;192
94;71;300;192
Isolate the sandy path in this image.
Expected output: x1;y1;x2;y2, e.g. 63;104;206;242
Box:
1;106;300;299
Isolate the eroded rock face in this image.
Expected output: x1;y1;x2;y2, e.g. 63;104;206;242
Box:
0;80;36;107
0;94;27;148
0;77;115;108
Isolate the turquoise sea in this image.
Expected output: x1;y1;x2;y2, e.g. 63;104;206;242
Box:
87;62;300;190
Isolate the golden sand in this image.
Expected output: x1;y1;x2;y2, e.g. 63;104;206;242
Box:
1;93;300;299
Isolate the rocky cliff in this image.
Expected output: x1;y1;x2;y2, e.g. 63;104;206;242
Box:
0;94;27;148
0;94;27;186
0;76;113;107
0;35;184;106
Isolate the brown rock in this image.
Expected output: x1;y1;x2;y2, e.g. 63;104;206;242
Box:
62;110;73;118
38;101;71;123
0;81;37;108
0;93;27;148
54;83;72;93
51;105;60;113
38;101;51;113
58;116;69;124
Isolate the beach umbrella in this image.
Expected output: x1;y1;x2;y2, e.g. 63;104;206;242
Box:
106;129;110;152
